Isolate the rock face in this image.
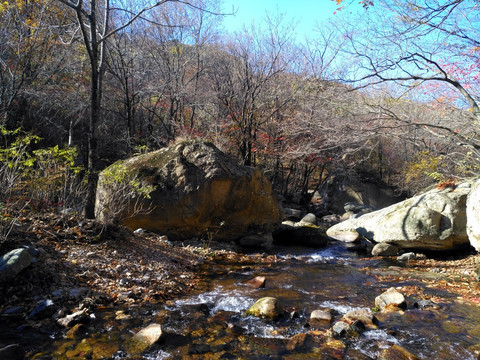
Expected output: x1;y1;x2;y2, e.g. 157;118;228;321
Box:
467;178;480;251
95;141;282;241
327;182;472;251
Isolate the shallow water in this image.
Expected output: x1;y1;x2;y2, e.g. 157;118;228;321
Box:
18;242;480;359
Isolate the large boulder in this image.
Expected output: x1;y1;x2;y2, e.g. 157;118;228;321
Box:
95;141;282;241
466;178;480;251
327;181;472;251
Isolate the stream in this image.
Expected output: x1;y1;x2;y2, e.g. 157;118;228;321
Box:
18;242;480;359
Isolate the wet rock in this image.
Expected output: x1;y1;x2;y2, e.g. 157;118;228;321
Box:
56;309;88;328
375;288;406;311
329;321;352;337
65;323;87;339
29;299;56;320
299;213;317;226
125;323;162;354
309;308;334;324
0;344;24;360
0;248;33;282
379;344;420;360
372;243;399;256
283;208;305;221
238;233;273;247
341;308;378;330
245;297;284;319
326;228;360;243
397;252;427;261
286;333;308;351
413;300;438;309
115;310;133;320
245;276;266;288
273;222;328;247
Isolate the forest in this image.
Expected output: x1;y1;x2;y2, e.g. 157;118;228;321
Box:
1;0;479;233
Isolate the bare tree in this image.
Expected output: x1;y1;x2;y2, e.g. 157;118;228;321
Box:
55;0;223;218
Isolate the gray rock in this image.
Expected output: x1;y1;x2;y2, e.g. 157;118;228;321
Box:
372;243;399;256
327;181;472;251
342;308;378;329
467;178;480;251
0;248;33;282
375;287;406;311
310;309;333;323
330;321;351;337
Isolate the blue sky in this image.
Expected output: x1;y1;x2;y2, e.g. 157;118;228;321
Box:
221;0;357;39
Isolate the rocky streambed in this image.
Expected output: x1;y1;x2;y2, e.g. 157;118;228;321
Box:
3;228;480;359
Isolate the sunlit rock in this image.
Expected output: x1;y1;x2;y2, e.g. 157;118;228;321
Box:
245;297;284;319
375;287;406;311
327;181;472;251
341;308;378;330
125;323;162;354
96;141;282;242
467;177;480;252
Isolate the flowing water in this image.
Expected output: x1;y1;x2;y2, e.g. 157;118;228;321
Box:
17;243;480;358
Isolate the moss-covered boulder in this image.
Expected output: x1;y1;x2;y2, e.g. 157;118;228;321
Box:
95;141;282;242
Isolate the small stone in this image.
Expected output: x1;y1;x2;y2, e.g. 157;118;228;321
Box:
342;308;378;329
245;276;266;288
372;243;399;256
245;297;284;319
330;321;351;337
310;309;333;323
375;287;407;311
56;309;88;328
